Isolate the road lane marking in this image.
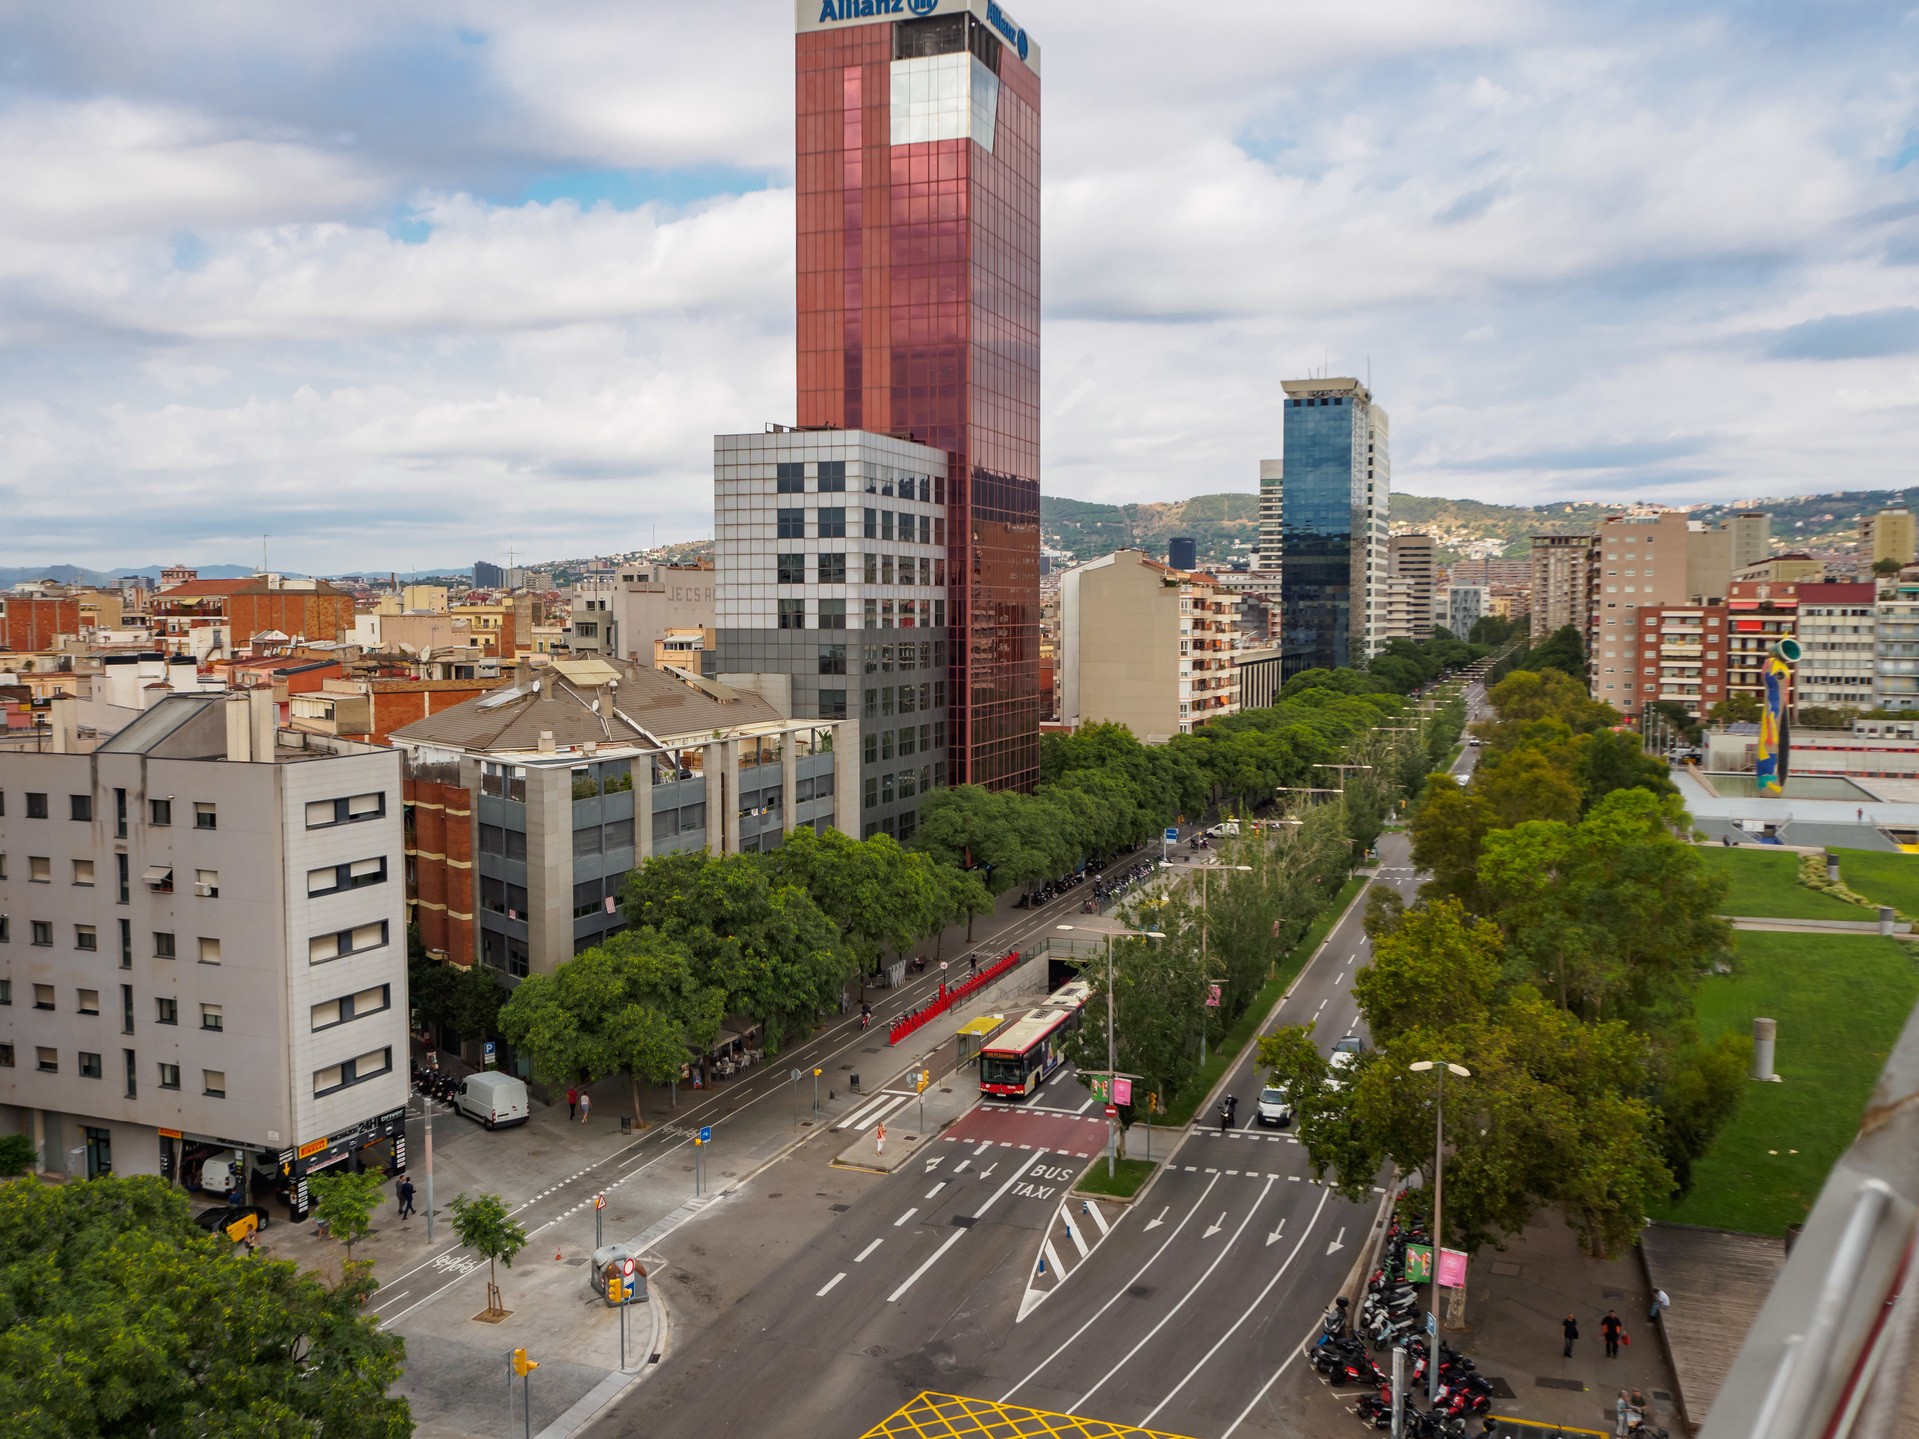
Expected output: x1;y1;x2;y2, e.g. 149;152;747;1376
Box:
925;1182;946;1199
1064;1210;1091;1259
1265;1218;1286;1247
1041;1239;1064;1279
1204;1211;1226;1237
855;1238;883;1262
816;1272;846;1297
894;1207;918;1227
1002;1172;1221;1377
954;1160;971;1174
1144;1206;1169;1230
1075;1098;1094;1114
974;1141;992;1155
888;1151;1042;1303
1327;1225;1346;1255
854;1094;911;1131
1087;1203;1110;1237
1071;1178;1276;1411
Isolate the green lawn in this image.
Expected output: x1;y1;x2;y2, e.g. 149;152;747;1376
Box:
1650;931;1919;1235
1157;873;1368;1126
1694;846;1868;921
1074;1158;1157;1199
1832;848;1919;916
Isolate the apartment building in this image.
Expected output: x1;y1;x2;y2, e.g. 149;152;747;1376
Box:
1724;579;1802;705
1794;583;1878;709
1589;511;1694;718
390;657;849;976
1633;603;1729;719
1529;533;1597;642
1059;551;1241;743
606;563;717;669
0;692;409;1218
713;428;952;842
1447;585;1487;639
1875;586;1919;711
1862;509;1917;570
1387;534;1435;641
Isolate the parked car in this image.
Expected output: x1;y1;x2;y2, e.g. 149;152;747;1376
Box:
1255;1086;1293;1128
195;1204;271;1240
453;1071;531;1130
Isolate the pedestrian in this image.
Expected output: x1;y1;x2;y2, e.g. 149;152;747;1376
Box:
396;1175;416;1221
580;1091;592;1124
1858;806;1864;822
1649;1288;1669;1324
566;1085;579;1121
969;953;978;978
1601;1308;1624;1358
1616;1391;1631;1437
1562;1313;1580;1358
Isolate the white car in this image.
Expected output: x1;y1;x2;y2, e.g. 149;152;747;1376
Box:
1208;820;1240;838
1325;1034;1367;1091
1256;1086;1293;1128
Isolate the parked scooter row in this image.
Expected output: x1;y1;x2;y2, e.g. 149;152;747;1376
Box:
412;1062;459;1103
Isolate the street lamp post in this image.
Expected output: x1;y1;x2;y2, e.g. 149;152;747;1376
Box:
1058;922;1164;1177
1195;862;1251;1063
1409;1059;1471;1380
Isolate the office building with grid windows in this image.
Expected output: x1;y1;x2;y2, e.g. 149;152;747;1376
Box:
793;0;1043;793
714;429;950;841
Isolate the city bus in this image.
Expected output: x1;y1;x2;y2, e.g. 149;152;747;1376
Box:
979;981;1090;1098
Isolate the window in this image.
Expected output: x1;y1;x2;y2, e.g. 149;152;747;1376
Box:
0;1046;10;1068
25;793;47;819
120;984;132;1032
864;688;878;720
75;926;96;953
29;856;49;883
143;864;174;892
818;598;846;630
306;793;386;828
307;857;387;895
819;460;846;491
158;1063;180;1090
314;1047;393;1097
75;988;99;1015
115;788;127;838
70;794;92;822
194;802;216;831
572;620;597;638
881;510;895;542
31;922;52;947
777;553;806;584
818;643;847;676
197;937;220;964
156;997;178;1024
863;506;878;538
190;869;219;899
0;980;8;1004
864;731;878;764
776;461;805;493
818;506;846;538
154;931;176;959
819;688;847;720
203;1070;226;1098
33;984;54;1011
201;1003;223;1031
79;1052;102;1079
67;859;96;890
309;921;389;963
817;553;846;584
776;507;805;539
149;798;171;826
37;1048;57;1073
864;552;878;585
778;598;805;631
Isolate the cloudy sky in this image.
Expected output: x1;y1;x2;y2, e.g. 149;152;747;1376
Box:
2;0;1915;573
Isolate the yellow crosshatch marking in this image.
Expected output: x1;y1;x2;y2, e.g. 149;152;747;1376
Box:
859;1391;1198;1439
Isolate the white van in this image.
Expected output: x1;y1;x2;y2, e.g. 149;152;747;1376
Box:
453;1072;531;1130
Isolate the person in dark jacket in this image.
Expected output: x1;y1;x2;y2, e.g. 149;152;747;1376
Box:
1600;1308;1624;1358
1563;1313;1580;1358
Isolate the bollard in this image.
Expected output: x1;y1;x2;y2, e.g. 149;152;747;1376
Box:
1880;906;1896;937
1826;854;1841;883
1752;1017;1777;1081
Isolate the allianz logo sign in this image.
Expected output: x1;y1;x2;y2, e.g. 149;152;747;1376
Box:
985;1;1029;62
817;0;941;18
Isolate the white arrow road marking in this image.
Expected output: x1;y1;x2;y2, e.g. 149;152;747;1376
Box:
1266;1218;1286;1248
816;1272;845;1297
1327;1225;1346;1256
925;1157;943;1171
855;1238;882;1262
888;1151;1041;1304
979;1163;997;1179
1204;1211;1226;1238
1141;1185;1334;1428
1144;1206;1169;1231
1071;1179;1275;1412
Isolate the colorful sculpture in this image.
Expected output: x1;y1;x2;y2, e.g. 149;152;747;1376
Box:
1754;637;1802;797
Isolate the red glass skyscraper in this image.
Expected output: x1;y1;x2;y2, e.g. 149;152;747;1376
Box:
795;0;1042;792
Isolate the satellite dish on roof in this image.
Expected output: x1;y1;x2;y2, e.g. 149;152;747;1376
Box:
531;680;542;694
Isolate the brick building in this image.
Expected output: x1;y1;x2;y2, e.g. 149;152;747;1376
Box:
0;596;81;652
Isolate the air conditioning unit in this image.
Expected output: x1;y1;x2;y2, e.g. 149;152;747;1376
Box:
194;883;217;898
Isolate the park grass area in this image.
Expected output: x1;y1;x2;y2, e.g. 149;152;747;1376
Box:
1074;1157;1157;1200
1693;846;1866;921
1157;873;1368;1127
1649;931;1919;1235
1833;848;1919;917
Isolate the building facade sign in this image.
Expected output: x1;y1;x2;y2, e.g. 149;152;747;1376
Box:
796;0;1040;71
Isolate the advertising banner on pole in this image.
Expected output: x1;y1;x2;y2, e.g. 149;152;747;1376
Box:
1112;1076;1132;1105
1403;1243;1433;1282
1436;1247;1468;1288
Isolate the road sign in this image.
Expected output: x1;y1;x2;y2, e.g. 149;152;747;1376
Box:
698;1126;712;1145
482;1040;497;1068
1164;827;1180;843
1104;1103;1118;1118
594;1193;605;1210
791;1068;802;1082
1426;1311;1438;1336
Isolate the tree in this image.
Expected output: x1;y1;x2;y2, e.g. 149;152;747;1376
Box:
450;1191;527;1316
1409;771;1495;907
1063;934;1206;1146
408;934;463;1041
0;1133;37;1177
760;827;943;971
1573;727;1676;813
309;1170;384;1264
1472;745;1583;829
1706;693;1763;725
499;931;723;1126
1873;556;1903;576
0;1176;408;1437
450;963;507;1045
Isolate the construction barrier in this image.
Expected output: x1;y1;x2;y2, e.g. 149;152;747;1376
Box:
888;950;1021;1046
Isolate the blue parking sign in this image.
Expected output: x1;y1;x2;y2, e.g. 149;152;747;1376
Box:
1164;828;1180;843
699;1126;712;1144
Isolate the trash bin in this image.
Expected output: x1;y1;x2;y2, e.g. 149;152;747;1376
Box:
620;1115;632;1135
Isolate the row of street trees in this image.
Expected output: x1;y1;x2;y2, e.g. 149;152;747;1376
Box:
1262;665;1749;1317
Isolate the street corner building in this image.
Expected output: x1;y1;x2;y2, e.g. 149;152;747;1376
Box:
788;0;1044;794
0;691;409;1219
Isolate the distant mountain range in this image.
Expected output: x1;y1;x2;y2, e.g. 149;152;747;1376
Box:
1041;487;1919;567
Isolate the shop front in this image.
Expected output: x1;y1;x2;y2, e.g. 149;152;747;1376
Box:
277;1106;409;1220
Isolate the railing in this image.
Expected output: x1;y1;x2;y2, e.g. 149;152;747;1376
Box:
887;948;1022;1046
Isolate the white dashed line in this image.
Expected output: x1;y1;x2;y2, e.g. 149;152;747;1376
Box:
925;1182;946;1199
895;1208;918;1227
855;1238;883;1262
817;1272;846;1297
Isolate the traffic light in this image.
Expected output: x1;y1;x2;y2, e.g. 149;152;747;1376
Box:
512;1348;538;1377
